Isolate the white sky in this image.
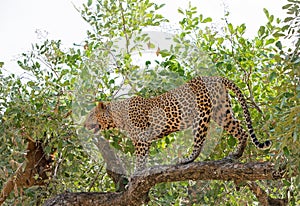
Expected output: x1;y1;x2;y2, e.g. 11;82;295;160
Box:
0;0;286;75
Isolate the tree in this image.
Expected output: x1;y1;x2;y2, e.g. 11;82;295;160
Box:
0;0;299;205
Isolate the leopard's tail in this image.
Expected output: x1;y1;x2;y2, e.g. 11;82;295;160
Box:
221;77;272;150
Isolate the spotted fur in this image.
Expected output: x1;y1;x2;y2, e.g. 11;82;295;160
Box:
84;76;271;171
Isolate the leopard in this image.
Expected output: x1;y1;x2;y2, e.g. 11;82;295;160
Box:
84;76;271;172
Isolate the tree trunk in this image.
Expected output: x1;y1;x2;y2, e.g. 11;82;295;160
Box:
0;139;53;205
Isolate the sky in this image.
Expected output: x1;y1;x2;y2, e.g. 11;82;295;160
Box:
0;0;286;75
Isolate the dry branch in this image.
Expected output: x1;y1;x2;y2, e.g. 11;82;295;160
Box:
0;139;53;205
248;182;288;206
44;159;286;206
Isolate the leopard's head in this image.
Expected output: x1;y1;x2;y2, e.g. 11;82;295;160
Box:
84;102;115;133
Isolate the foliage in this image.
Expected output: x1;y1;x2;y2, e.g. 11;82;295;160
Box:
0;0;299;205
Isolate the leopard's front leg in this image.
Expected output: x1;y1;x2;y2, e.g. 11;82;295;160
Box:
133;140;151;173
132;108;166;173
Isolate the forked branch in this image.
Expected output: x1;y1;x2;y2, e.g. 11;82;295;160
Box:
44;159;287;206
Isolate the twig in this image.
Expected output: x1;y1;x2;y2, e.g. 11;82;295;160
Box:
87;165;104;192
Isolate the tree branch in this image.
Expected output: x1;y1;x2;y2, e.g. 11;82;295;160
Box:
43;159;288;206
0;139;53;205
94;137;128;191
247;182;288;206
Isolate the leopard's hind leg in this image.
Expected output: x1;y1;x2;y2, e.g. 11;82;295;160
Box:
178;107;212;164
222;112;248;158
213;93;248;159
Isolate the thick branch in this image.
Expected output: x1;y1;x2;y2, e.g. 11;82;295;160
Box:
44;159;286;206
94;137;128;191
248;182;288;206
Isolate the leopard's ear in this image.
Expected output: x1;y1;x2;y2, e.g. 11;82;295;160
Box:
97;102;105;110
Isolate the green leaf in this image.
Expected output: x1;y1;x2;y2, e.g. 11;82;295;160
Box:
284;17;294;22
217;37;224;45
226;63;232;71
27;81;36;87
255;39;263;48
258;26;265;36
273;32;285;37
281;25;290;32
269;71;277;82
269;15;274;23
87;0;92;7
275;41;282;50
227;135;236;147
155;3;165;10
148;42;156;49
283;146;290;156
227;23;234;34
159;49;171;57
237;24;246;34
145;60;151;67
265;38;275;45
283;179;291;186
283;92;294;98
202;17;212;23
282;4;292;10
178;8;184;14
109;79;115;84
263;8;269;18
